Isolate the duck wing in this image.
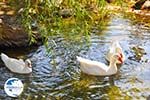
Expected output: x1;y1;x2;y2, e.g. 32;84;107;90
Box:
77;56;111;75
3;57;25;72
77;56;109;71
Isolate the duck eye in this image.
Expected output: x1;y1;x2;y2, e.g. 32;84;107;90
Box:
117;55;119;58
120;53;123;58
27;63;31;68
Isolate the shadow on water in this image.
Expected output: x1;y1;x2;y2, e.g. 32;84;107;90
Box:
0;16;150;99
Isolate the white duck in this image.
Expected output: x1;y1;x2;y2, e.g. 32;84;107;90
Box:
1;53;32;74
77;53;122;76
106;41;125;64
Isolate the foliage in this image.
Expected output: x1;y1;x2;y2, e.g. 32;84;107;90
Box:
7;0;130;52
18;0;110;44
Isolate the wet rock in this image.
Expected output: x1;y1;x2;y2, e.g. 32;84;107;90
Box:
0;15;42;49
128;0;150;17
131;0;147;10
0;2;42;49
52;9;73;18
0;22;27;48
141;0;150;10
59;9;73;18
131;46;146;61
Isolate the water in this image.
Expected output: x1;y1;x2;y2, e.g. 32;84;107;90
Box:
0;16;150;100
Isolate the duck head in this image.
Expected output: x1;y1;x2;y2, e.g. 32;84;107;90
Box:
111;53;123;64
116;48;123;63
118;54;123;63
25;59;32;68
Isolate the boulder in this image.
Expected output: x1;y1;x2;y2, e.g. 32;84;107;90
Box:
141;0;150;10
131;0;147;10
0;15;42;49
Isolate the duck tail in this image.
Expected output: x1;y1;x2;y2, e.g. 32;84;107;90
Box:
76;56;87;63
76;56;80;61
1;53;9;62
76;56;83;62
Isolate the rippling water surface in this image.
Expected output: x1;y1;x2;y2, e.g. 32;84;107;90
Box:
0;16;150;100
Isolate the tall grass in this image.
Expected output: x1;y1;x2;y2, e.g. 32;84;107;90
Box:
20;0;110;42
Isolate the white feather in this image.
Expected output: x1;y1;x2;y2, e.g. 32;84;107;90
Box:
1;53;32;74
77;54;119;76
106;40;125;64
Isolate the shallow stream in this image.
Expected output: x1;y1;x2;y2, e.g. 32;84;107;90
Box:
0;16;150;100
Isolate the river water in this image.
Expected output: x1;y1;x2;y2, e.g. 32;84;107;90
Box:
0;16;150;100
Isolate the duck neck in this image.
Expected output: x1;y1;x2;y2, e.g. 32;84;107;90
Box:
24;64;32;71
106;60;118;75
109;61;117;70
23;66;32;73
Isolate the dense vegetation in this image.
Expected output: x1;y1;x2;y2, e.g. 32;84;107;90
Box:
1;0;149;49
9;0;122;46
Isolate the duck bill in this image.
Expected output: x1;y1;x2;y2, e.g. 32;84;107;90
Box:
118;57;123;64
28;64;32;68
120;53;123;58
29;65;32;68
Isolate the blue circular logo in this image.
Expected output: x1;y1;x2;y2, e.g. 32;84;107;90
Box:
4;78;24;97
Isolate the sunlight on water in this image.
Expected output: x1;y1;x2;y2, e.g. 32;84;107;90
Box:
0;16;150;99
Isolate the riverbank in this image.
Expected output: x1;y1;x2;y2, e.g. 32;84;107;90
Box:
0;1;42;49
0;0;149;49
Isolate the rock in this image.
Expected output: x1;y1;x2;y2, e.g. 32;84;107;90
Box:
59;9;73;18
131;0;147;10
0;2;42;49
0;1;42;49
0;23;28;48
0;15;42;49
141;0;150;10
